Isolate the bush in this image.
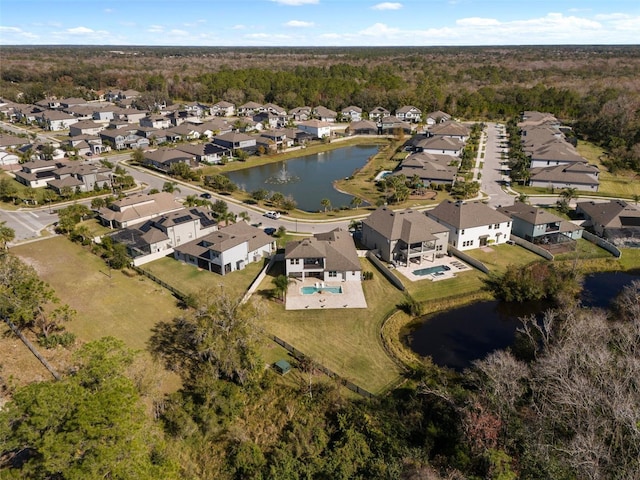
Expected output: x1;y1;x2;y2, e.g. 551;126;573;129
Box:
38;332;76;349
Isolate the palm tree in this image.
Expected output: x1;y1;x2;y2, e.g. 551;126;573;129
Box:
320;198;331;212
162;181;181;195
272;274;293;302
350;196;363;210
560;187;578;203
516;193;529;204
238;211;251;223
0;221;15;250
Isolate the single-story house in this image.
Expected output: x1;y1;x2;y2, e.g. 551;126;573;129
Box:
361;207;449;265
347;120;378;135
414;136;464;156
176;143;231;164
98;192;184;229
174;222;275;275
285;228;361;282
427;121;470;142
427;200;512;251
380;116;413;135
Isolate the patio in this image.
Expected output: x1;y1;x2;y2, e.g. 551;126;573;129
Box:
394;255;472;282
285;276;368;310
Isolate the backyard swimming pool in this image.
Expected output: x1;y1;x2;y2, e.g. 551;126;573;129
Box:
301;286;343;295
413;265;451;276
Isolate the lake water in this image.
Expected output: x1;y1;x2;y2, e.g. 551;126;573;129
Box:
226;145;379;212
405;270;640;371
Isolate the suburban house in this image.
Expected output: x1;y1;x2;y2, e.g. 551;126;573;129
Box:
414;136;464;156
395;152;458;187
369;106;390;121
69;120;106;137
427;121;470;142
347;120;378;135
297;120;331;139
174;222;275;275
289;106;312;122
395;106;422;123
361;207;449;265
119;110;147;124
238;101;263;116
211;101;235;117
64;135;107;156
97;192;184;229
260;130;291;149
425;111;451;126
0;134;30;150
46;164;113;195
341;106;362;122
427;200;512;251
142;147;198;173
498;202;583;250
14;160;67;188
212;132;257;152
197;118;233;137
176;143;230;164
140;114;172;129
312;106;338;123
380;116;413;135
37;111;79;131
166;124;202;140
576;200;640;246
105;89;140;102
285;228;361;282
109;206;218;265
253;111;284;129
528;163;600;191
100;128;150;150
260;103;287;116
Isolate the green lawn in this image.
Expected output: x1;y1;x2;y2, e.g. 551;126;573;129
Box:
576;141;640;198
140;255;265;300
11;237;183;352
253;258;405;394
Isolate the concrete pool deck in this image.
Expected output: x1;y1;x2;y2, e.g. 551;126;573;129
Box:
285;277;368;310
394;256;472;282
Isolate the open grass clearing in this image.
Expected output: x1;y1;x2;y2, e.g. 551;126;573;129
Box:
555;238;613;261
399;269;487;304
140;254;264;300
10;237;183;391
467;243;543;273
252;257;405;394
576;141;640;198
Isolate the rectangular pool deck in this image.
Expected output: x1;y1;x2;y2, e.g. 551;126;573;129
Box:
286;277;368;310
395;256;472;282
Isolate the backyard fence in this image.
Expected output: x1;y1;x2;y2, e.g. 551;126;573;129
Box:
131;266;188;302
448;246;491;273
508;236;554;261
365;251;405;291
270;335;375;399
582;231;622;258
241;255;276;304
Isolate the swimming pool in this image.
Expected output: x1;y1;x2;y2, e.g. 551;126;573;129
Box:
413;265;451;276
301;286;343;295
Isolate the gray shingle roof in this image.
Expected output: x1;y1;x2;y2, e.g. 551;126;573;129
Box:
363;207;448;243
428;200;511;229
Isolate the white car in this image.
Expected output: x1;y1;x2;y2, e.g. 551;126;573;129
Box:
264;211;281;219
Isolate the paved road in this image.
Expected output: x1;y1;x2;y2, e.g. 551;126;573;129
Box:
478;122;514;208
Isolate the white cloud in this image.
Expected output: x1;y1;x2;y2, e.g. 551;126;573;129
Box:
232;24;246;30
284;20;315;27
0;26;39;41
147;25;164;33
168;29;189;37
67;26;95;35
456;17;501;27
104;8;114;14
270;0;318;5
371;2;402;11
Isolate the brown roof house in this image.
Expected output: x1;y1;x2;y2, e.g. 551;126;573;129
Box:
285;228;361;282
142;147;198;173
528;163;599;192
174;222;275;275
498;201;583;251
98;192;183;229
576;200;640;246
427;200;512;251
362;207;449;266
395;152;458;187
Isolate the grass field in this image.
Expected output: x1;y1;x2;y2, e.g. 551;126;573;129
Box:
11;237;184;352
253;258;406;394
576;141;640;198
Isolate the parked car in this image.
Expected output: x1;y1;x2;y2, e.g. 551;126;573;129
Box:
264;227;277;236
200;192;212;199
264;211;281;219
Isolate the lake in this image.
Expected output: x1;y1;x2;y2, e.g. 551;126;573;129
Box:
226;145;379;212
405;270;640;371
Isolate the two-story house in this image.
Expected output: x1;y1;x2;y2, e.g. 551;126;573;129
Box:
427;200;512;251
211;101;235;117
395;106;422;123
340;106;362;122
361;207;449;266
97;192;184;229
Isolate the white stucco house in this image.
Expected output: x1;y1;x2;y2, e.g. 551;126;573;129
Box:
427;200;512;251
296;120;331;139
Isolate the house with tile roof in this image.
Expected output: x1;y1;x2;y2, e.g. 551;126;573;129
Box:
362;207;449;265
427;200;512;251
576;200;640;246
498;202;582;250
174;221;275;275
97;192;184;229
285;228;361;282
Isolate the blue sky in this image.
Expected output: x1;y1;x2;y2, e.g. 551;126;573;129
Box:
1;0;639;46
